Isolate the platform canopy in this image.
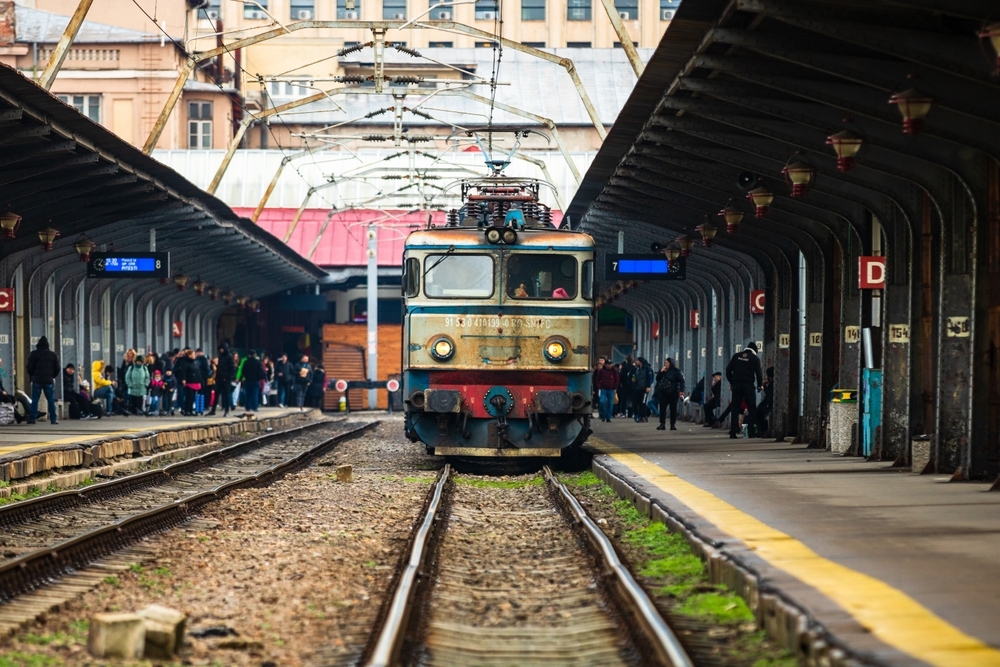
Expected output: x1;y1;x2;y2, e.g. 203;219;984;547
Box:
567;0;1000;479
0;62;326;297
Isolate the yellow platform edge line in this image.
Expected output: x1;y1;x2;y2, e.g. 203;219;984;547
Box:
589;437;1000;667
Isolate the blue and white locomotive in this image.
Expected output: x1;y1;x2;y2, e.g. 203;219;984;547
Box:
402;177;595;457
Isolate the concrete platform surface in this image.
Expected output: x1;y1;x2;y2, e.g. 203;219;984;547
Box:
591;419;1000;667
0;406;316;457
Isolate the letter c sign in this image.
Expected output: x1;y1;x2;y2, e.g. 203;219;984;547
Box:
750;290;765;314
0;288;13;313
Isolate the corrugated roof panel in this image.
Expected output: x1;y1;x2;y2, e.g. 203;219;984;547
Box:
15;6;159;44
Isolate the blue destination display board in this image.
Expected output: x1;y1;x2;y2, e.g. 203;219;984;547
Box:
605;254;686;280
87;252;170;279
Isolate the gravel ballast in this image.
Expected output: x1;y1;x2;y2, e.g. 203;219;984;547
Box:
0;416;441;667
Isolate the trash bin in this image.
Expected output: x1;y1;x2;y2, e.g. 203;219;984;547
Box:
828;388;857;455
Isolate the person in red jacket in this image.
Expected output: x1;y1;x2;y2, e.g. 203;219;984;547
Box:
593;356;620;423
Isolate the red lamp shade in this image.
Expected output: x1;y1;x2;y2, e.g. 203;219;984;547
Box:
74;236;95;262
889;89;933;136
696;221;717;248
0;212;20;239
826;130;864;171
38;227;59;251
675;236;695;257
746;186;774;218
718;201;744;234
980;23;1000;73
782;160;816;198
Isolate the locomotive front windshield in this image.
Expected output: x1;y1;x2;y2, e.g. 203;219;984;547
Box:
424;254;494;298
507;254;577;299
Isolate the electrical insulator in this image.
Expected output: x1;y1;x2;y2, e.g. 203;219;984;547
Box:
447;209;459;226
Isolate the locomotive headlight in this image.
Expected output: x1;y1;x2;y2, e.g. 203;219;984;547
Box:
430;335;455;361
485;227;502;244
501;228;517;244
543;337;569;363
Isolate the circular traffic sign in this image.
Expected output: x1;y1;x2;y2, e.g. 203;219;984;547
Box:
386;379;400;393
334;379;348;392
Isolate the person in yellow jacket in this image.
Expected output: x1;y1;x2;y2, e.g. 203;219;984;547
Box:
92;360;115;415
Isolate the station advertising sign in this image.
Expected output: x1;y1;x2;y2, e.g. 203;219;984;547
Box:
858;256;886;289
750;290;765;314
0;287;13;313
87;252;170;279
605;254;686;280
690;310;700;329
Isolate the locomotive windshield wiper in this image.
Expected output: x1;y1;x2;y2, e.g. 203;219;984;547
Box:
423;244;456;280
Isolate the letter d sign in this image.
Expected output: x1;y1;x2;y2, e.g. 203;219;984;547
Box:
859;256;886;289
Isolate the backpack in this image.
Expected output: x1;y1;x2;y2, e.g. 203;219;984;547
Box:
655;373;677;396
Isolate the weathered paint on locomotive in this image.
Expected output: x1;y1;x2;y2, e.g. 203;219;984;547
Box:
407;312;591;371
402;225;596;456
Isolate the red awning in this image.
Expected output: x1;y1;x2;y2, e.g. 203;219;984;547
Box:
239;207;565;268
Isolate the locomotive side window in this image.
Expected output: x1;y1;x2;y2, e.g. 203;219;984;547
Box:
425;254;494;297
582;260;594;300
507;254;577;299
403;257;420;297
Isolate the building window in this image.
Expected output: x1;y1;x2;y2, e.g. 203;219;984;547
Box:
338;0;360;18
660;0;680;20
613;41;638;47
521;0;544;20
290;0;314;19
523;41;545;47
614;0;637;19
383;0;405;19
475;40;498;48
244;1;269;19
429;41;453;47
429;0;453;19
475;0;497;20
57;94;100;122
188;101;212;149
566;41;591;47
567;0;590;21
200;0;221;19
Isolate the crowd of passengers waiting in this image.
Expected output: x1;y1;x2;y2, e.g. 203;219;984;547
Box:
0;337;328;424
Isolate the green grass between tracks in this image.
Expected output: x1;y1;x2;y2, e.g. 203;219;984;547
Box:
562;471;798;667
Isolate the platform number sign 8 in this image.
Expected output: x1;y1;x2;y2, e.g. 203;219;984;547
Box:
809;332;823;347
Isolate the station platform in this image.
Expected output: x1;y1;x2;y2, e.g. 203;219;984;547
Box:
0;407;321;486
589;420;1000;667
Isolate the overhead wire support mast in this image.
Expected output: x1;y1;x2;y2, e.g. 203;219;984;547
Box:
142;19;606;154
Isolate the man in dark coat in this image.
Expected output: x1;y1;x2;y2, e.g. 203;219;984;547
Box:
702;373;723;427
215;343;236;417
631;357;654;422
725;342;764;439
654;358;686;430
754;367;775;438
240;350;265;413
26;336;59;424
195;349;211;415
273;353;291;407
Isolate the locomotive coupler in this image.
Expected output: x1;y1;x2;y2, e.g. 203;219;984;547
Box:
489;394;510;447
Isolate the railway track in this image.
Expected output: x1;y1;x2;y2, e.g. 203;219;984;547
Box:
0;419;377;609
366;466;693;667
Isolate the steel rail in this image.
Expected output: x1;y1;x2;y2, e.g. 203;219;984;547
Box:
0;420;377;605
366;463;451;667
543;465;695;667
0;418;336;530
